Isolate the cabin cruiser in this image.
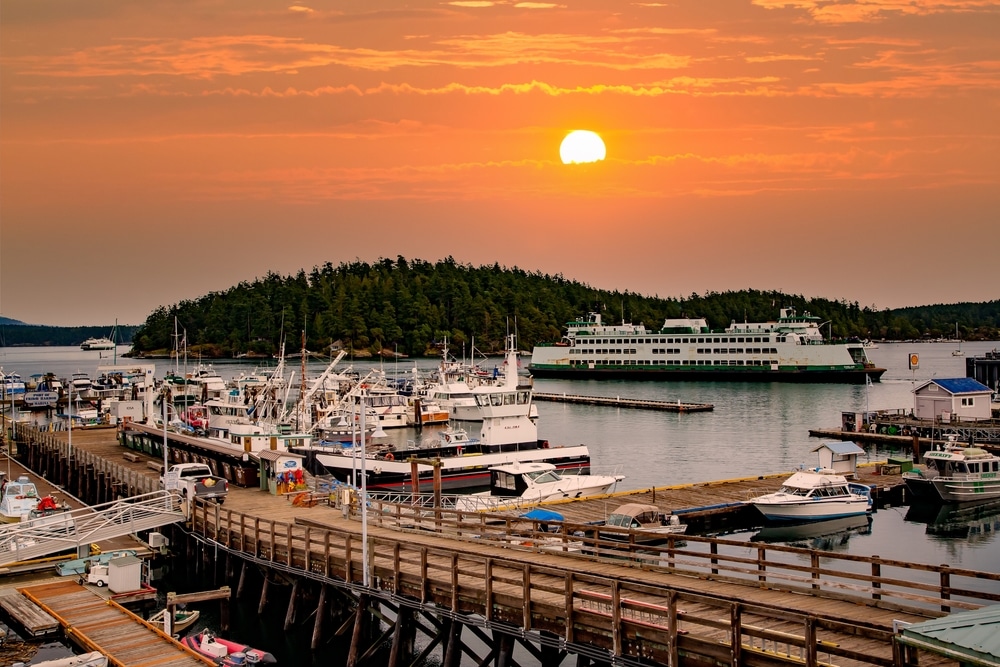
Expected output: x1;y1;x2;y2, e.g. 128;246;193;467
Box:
599;503;687;544
456;461;624;512
750;468;872;521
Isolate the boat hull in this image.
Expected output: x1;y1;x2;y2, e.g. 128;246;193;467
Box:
295;443;591;493
751;499;871;521
528;365;885;384
931;478;1000;503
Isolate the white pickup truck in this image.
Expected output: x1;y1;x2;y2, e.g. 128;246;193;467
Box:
159;463;229;504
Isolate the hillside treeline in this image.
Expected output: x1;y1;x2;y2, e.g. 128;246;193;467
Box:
130;257;1000;358
1;325;136;347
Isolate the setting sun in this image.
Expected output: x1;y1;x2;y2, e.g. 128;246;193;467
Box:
560;130;606;164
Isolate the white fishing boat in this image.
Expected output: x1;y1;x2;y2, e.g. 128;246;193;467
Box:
952;323;964;356
1;369;26;396
749;468;872;521
457;461;623;511
903;437;1000;503
293;334;592;492
530;308;885;383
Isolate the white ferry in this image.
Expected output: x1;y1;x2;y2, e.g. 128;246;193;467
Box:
80;336;116;351
529;309;885;383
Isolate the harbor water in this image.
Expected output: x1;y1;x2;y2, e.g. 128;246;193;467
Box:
2;341;999;665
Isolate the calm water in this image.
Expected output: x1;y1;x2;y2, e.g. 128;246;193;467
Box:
2;342;999;665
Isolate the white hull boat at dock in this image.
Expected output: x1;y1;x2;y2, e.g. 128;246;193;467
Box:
750;468;872;521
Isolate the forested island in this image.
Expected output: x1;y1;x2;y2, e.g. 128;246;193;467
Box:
121;257;1000;359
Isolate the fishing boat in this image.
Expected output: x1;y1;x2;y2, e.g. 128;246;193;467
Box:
749;468;873;521
292;335;591;492
1;370;26;396
599;503;687;545
529;309;885;383
952;322;964;356
902;437;1000;503
149;607;201;634
457;461;623;511
181;631;276;665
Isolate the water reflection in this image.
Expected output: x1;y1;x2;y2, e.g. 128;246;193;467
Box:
904;499;1000;542
750;514;874;551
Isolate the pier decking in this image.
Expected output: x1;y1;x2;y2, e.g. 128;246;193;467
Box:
19;579;210;667
534;392;714;412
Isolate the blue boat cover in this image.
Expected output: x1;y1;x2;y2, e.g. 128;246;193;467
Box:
521;508;564;522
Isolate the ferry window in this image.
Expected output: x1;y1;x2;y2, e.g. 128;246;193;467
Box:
738;337;744;343
503;392;515;405
969;463;980;473
491;394;503;406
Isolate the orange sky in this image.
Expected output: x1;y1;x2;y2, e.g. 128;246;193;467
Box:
2;0;998;326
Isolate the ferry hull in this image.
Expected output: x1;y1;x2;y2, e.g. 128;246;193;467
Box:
528;365;885;384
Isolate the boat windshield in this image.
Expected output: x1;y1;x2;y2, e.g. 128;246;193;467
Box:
776;486;811;496
606;513;641;528
527;471;562;484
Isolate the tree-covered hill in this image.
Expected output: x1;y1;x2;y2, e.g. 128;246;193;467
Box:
129;257;1000;359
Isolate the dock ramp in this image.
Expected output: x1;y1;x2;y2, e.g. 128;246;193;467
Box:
0;491;185;566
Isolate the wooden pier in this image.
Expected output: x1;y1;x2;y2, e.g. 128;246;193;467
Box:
534;392;714;412
7;419;997;667
19;579;210;667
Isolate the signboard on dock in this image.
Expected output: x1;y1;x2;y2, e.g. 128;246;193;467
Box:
908;353;919;370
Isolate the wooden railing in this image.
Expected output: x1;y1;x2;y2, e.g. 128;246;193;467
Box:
190;501;999;667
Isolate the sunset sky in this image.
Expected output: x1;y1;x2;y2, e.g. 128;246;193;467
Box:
2;0;998;327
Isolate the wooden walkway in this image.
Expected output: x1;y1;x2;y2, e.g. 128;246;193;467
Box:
534;392;714;412
19;579;211;667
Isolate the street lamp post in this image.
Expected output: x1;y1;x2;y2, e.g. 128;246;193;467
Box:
359;390;369;587
357;388;387;589
67;382;73;486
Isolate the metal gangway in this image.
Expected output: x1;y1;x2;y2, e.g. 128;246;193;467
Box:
0;490;185;566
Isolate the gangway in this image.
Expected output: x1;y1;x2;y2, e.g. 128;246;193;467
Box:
0;490;185;566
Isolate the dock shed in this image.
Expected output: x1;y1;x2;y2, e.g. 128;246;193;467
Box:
108;555;143;594
811;442;864;478
913;378;993;422
257;449;306;495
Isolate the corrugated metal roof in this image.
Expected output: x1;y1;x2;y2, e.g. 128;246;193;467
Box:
812;441;864;455
924;378;993;395
900;605;1000;666
257;449;304;461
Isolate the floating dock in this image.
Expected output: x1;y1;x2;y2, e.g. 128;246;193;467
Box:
533;392;714;412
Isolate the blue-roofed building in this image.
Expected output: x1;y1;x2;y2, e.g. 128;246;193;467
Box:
897;604;1000;667
914;378;993;422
